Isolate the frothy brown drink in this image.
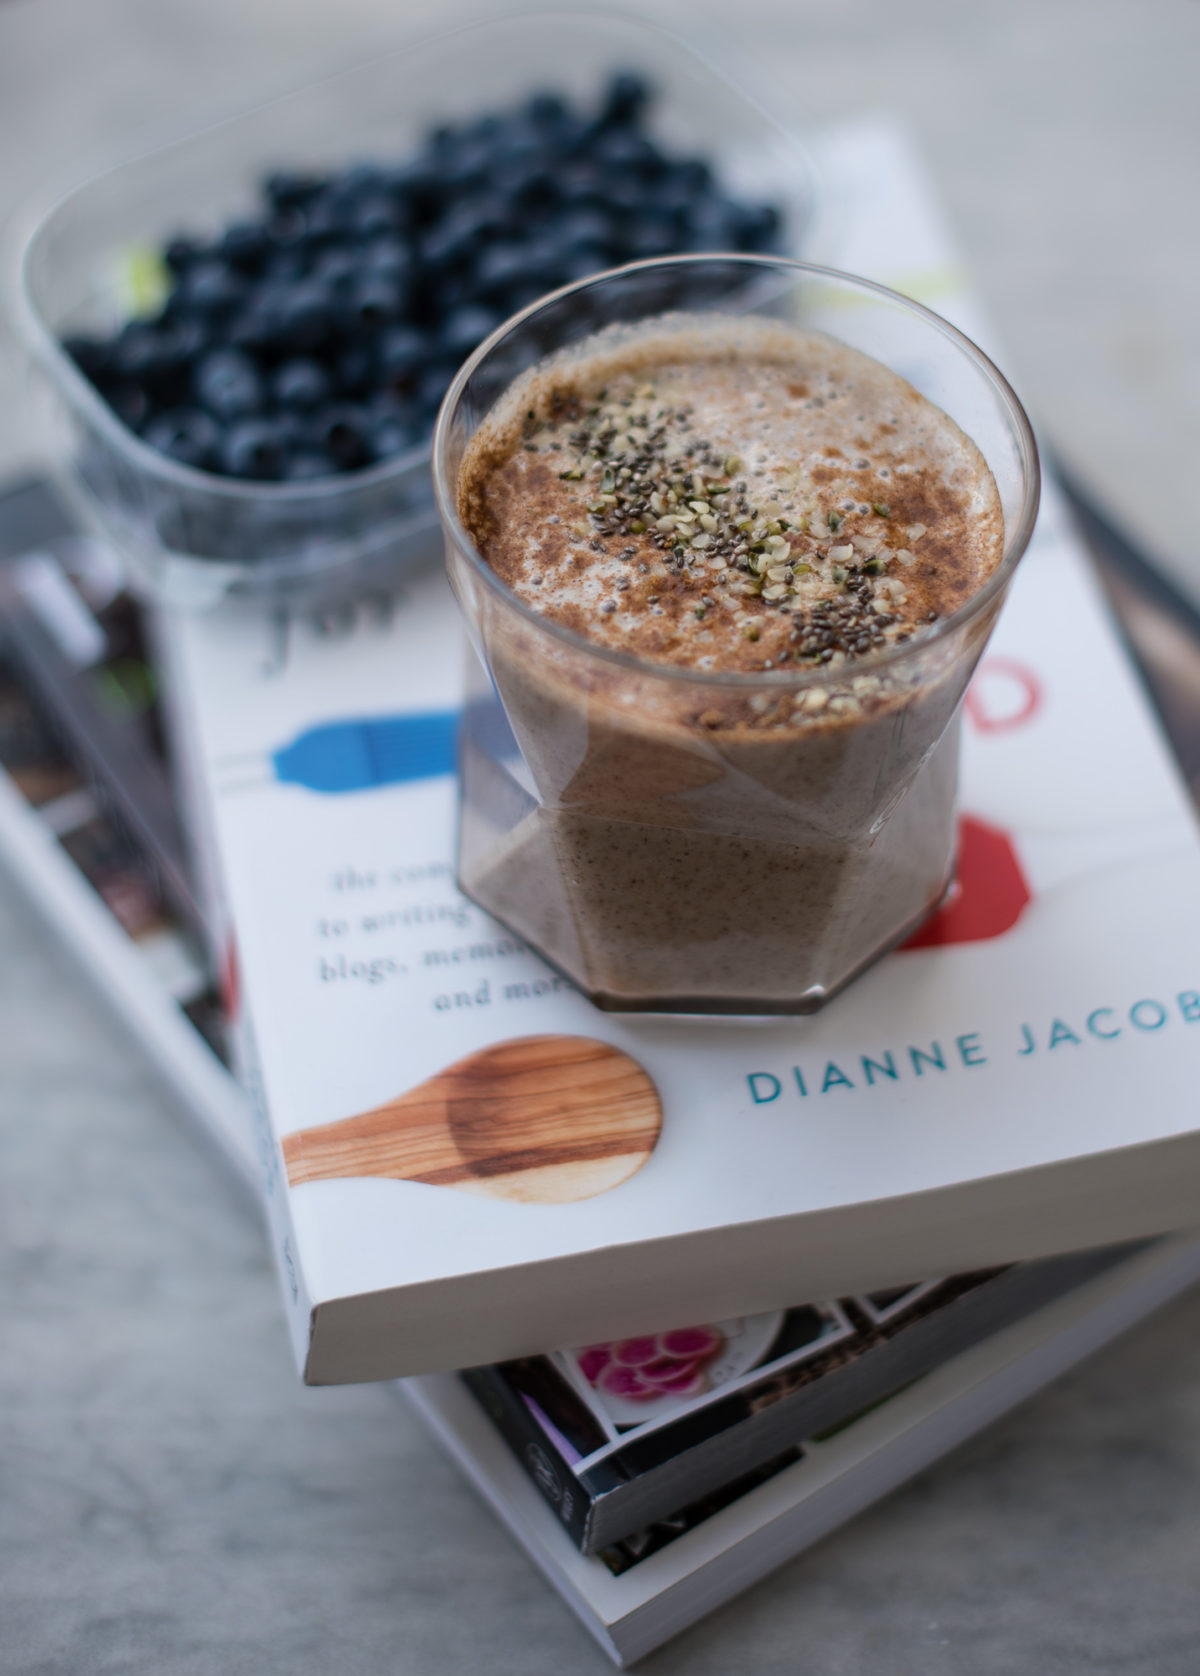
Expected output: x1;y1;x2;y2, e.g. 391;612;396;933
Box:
450;314;1007;1012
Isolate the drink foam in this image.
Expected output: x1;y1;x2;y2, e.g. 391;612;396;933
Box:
459;316;1003;680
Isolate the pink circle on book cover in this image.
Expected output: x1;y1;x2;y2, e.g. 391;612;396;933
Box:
572;1312;786;1426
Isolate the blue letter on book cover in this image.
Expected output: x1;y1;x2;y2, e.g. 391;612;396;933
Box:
748;1073;781;1104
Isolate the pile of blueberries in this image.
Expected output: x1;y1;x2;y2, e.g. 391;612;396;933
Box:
62;73;784;486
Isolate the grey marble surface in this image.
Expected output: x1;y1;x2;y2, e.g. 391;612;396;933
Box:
3;2;1200;1672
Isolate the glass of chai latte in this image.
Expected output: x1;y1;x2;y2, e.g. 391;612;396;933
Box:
433;257;1039;1014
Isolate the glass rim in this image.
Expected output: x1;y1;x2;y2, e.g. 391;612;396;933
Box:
432;253;1041;691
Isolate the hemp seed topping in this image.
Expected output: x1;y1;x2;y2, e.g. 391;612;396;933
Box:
508;377;942;666
459;321;1003;696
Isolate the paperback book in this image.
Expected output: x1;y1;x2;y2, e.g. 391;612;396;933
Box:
461;1245;1135;1552
409;1236;1200;1666
153;120;1200;1384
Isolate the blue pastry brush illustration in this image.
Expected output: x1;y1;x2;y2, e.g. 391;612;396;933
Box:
212;701;522;796
214;710;460;796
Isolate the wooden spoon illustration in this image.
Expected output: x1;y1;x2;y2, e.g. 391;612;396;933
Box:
281;1035;662;1205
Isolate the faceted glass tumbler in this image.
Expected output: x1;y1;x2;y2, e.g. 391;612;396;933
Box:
433;257;1039;1014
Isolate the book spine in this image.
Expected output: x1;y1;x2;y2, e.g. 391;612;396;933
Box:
146;608;233;965
149;604;323;1372
460;1367;594;1551
0;762;257;1198
232;1010;317;1377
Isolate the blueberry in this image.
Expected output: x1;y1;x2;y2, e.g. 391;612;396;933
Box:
512;164;562;213
299;196;345;250
265;206;309;251
418;218;480;278
344;276;406;334
598;71;653;127
335;345;375;398
417;271;477;322
163;236;204;275
62;333;116;383
361;237;413;286
377;326;426;393
682;199;743;252
667;158;715;197
558;208;617;256
650;178;703;228
488;128;543;178
272;358;330;411
527;235;575;291
159;317;207;372
264;251;306;283
425;122;460;157
351;195;406;239
264;170;325;208
142;407;221;470
481;205;528;250
415;362;456;418
560;246;611;284
440;143;492;198
194;349;263;421
444;196;508;246
484;146;535;197
368;391;419;426
179;260;245;318
113;321;174;387
333;161;389;198
525;91;570;131
439;304;501;360
539;115;579;148
311;404;370;470
282;451;336;481
109;385;152;430
537;109;592;158
598;174;649;217
220;417;287;479
383;160;441;221
312;246;359;291
368;387;410;418
618;215;679;261
220;221;270;271
272;410;310;450
592;128;664;181
473;242;535;300
228;300;283;356
276;280;335;352
734;201;784;251
498;278;551;315
557;162;610;212
368;417;420;461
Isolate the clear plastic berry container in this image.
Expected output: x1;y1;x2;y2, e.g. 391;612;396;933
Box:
8;8;820;610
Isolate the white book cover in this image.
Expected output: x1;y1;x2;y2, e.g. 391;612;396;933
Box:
158;121;1200;1385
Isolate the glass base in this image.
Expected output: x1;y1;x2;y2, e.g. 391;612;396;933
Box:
455;667;964;1018
458;862;954;1016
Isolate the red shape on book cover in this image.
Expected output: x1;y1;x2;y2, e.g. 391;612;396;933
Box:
901;816;1032;950
964;656;1043;733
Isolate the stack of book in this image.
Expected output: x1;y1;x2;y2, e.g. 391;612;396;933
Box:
4;120;1200;1666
